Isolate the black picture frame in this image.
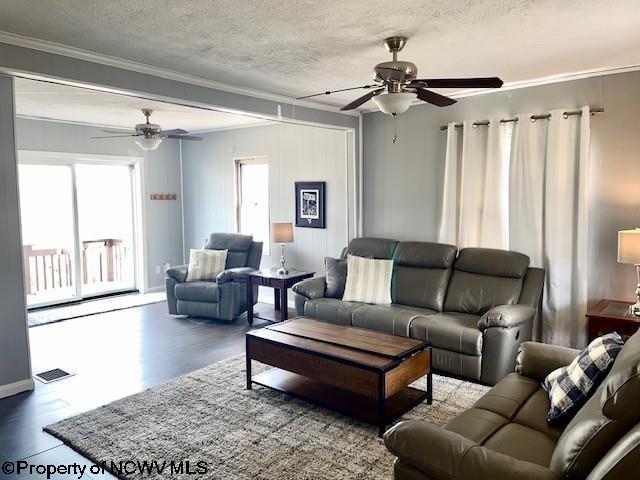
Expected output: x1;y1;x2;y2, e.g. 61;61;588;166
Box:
295;181;326;229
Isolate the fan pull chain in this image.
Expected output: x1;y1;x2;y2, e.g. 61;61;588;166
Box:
392;113;398;144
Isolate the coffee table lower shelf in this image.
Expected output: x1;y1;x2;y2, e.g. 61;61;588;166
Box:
250;368;428;435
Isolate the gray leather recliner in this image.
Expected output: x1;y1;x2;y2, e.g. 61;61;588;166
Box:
292;238;544;385
384;329;640;480
165;233;263;321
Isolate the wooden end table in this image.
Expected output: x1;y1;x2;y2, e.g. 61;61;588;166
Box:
246;317;432;436
586;299;640;342
246;269;314;325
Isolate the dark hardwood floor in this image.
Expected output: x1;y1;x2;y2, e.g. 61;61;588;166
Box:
0;301;271;479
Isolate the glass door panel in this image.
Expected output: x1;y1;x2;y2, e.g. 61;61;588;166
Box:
19;164;78;307
75;164;136;297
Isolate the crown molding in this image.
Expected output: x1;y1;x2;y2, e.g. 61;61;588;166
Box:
0;31;358;117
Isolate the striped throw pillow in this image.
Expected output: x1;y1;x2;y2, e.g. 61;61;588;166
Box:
342;254;393;305
185;249;228;282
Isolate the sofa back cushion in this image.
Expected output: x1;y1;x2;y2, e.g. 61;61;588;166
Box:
443;248;530;314
206;233;254;268
550;330;640;479
346;237;398;260
392;241;457;311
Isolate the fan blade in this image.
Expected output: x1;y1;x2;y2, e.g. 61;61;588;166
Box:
414;88;457;107
165;134;203;141
91;134;141;139
159;128;188;136
413;77;503;89
297;85;379;100
102;129;137;134
340;88;384;111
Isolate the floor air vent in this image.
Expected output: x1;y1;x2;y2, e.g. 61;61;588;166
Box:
34;368;74;383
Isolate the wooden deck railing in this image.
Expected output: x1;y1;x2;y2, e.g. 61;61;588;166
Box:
23;239;130;295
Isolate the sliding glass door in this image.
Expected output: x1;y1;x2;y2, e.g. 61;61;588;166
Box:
76;164;136;296
19;157;138;308
19;164;79;306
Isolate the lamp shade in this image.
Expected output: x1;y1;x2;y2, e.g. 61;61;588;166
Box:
372;92;417;115
618;229;640;264
272;222;293;243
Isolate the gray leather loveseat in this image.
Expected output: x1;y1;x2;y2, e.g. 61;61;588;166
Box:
165;233;262;321
292;238;544;385
385;329;640;480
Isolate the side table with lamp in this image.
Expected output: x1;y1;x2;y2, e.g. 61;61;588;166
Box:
586;228;640;342
245;222;314;325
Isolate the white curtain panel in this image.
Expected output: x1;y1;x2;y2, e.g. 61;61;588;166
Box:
440;119;513;249
439;107;591;347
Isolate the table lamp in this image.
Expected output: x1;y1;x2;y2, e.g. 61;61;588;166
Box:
618;228;640;315
272;222;293;275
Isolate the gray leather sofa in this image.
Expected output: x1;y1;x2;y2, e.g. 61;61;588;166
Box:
385;329;640;480
165;233;262;321
292;238;544;385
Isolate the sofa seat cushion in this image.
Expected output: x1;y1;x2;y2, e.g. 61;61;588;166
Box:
446;407;509;443
174;281;220;302
409;312;483;355
483;423;557;467
351;304;435;336
303;298;365;326
474;373;540;419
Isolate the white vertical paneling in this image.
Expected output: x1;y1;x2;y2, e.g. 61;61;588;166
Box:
182;122;351;286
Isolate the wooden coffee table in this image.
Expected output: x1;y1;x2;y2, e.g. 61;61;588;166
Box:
246;317;432;436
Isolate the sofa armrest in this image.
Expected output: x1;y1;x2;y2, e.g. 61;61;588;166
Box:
385;420;560;480
166;264;189;283
292;276;326;300
478;305;535;330
515;341;579;382
216;267;256;284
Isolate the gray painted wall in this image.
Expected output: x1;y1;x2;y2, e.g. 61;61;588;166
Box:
181;123;354;281
0;76;32;394
15;118;183;291
362;70;640;305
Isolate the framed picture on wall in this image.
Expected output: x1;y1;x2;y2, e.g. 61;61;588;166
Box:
295;181;325;228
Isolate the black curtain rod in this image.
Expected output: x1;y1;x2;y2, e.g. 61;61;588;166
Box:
439;107;604;131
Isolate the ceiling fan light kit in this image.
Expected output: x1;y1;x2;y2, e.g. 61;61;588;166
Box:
135;137;162;151
373;92;416;115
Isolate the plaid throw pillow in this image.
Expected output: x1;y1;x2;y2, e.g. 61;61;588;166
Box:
543;332;624;423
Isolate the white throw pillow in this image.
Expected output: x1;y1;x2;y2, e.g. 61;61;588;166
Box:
342;254;393;305
185;249;228;282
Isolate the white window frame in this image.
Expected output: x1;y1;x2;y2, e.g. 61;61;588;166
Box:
234;156;270;255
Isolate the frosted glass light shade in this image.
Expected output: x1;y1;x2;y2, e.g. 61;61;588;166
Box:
135;137;162;151
272;222;293;243
618;229;640;264
373;92;417;115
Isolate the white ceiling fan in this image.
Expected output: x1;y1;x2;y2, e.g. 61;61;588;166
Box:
91;109;203;150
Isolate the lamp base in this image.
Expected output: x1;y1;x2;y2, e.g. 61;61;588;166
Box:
629;301;640;316
276;267;289;276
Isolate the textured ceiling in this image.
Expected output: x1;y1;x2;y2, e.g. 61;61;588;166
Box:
1;0;640;109
14;78;268;131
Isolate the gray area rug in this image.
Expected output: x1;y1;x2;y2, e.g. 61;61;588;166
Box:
45;355;489;480
28;292;166;327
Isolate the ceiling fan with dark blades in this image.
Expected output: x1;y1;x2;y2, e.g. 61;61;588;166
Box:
297;36;504;115
91;109;203;150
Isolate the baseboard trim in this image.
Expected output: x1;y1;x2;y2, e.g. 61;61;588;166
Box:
0;378;35;399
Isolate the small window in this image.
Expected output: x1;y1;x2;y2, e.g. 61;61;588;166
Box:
235;157;269;255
